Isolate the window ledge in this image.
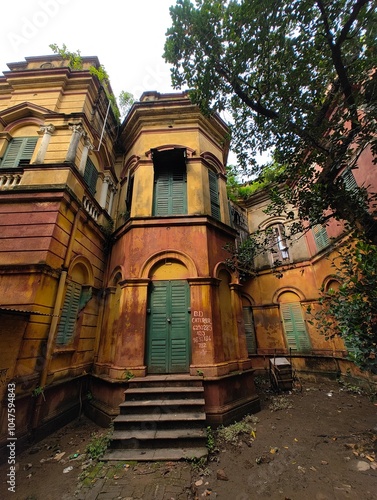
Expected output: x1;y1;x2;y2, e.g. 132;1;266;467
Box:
53;347;75;355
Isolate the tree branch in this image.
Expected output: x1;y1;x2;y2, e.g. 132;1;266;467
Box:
336;0;370;48
316;0;366;123
216;62;330;155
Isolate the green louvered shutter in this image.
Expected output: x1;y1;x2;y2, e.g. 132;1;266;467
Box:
170;281;190;372
171;171;186;214
148;282;169;372
208;170;221;220
343;169;358;193
56;282;82;345
154;170;170;215
83;157;98;196
281;303;311;352
153;168;186;215
1;137;38;168
243;307;257;355
313;224;330;251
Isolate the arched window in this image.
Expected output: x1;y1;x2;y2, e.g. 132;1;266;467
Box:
279;292;311;352
267;223;289;264
152;148;187;216
56;261;93;346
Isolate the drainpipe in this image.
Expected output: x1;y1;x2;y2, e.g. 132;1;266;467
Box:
32;210;81;432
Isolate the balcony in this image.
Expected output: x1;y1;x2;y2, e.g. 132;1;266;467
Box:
0;172;22;188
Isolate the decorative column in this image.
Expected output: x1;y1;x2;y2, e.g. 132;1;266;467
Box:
99;175;117;215
65;123;85;164
34;124;55;164
79;136;94;173
107;183;117;216
99;176;111;208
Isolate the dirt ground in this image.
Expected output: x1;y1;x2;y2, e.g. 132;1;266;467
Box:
0;378;376;500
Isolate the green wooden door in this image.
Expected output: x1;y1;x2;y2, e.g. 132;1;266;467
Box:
147;280;190;373
280;303;311;352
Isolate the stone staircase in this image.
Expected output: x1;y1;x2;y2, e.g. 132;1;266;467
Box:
103;375;208;461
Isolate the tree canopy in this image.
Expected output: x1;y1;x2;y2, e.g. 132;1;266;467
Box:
164;0;377;241
309;239;377;373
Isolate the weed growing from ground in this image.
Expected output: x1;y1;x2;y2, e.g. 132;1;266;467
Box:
206;426;216;454
216;414;259;446
85;425;113;460
337;377;376;401
268;395;293;412
188;456;211;476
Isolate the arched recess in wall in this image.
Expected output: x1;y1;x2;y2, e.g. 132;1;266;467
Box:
273;287;306;304
276;289;311;353
213;262;237;283
217;268;237;360
323;275;341;293
4;119;43;134
241;295;257;355
108;266;124;287
146;144;196;158
120;156;139;220
258;216;287;231
140;250;198;279
0;102;47;129
0;116;43;169
321;276;346;352
200;151;226;175
56;256;94;346
121;155;140;179
68;255;94;286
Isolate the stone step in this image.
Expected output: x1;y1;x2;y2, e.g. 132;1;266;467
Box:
111;428;206;441
128;375;203;388
106;378;207;462
103;446;208;462
113;411;206;426
121;398;205;406
125;386;204;399
119;398;205;415
110;429;206;450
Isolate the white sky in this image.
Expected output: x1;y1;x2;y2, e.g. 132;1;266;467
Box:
0;0;177;100
0;0;248;166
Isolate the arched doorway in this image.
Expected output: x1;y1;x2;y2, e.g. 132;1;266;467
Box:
146;259;191;373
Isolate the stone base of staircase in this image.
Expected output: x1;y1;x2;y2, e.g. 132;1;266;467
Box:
104;375;208;461
104;447;207;462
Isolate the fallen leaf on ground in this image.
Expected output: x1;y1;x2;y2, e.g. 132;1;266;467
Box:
217;469;229;481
